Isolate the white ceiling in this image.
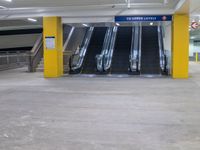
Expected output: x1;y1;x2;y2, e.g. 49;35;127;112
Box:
190;0;200;16
0;0;199;27
0;0;181;21
0;0;178;8
1;0;200;40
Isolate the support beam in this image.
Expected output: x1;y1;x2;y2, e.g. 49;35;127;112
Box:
43;17;63;78
172;14;189;79
196;52;199;63
174;0;189;14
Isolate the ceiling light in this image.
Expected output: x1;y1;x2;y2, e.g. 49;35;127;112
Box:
125;0;131;9
4;0;12;2
82;24;88;27
27;18;37;22
127;0;131;8
0;6;7;9
150;22;154;26
116;23;120;26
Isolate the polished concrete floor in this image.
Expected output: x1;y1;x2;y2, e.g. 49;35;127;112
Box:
0;62;200;150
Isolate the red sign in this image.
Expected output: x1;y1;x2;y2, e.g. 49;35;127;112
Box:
162;16;167;21
191;22;199;29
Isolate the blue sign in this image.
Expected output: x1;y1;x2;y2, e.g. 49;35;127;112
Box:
115;15;172;22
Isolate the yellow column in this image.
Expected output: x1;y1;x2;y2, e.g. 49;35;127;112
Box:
43;17;63;78
172;14;189;79
196;52;199;63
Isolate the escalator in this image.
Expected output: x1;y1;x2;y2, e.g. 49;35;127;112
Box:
141;26;160;75
81;27;107;74
69;27;94;74
111;27;132;74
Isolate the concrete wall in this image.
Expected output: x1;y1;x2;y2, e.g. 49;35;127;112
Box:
63;25;72;43
0;34;40;50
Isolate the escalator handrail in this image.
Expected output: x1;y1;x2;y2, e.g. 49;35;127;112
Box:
158;25;167;72
70;27;94;71
96;27;113;72
129;25;140;72
103;26;118;71
160;26;167;72
138;24;142;72
130;26;135;72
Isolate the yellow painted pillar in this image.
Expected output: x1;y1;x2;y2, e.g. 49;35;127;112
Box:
172;14;189;79
196;52;199;62
43;17;63;78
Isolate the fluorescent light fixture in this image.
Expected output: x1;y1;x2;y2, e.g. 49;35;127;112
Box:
82;24;88;27
4;0;12;2
127;0;131;8
125;0;131;8
116;23;120;26
27;18;37;22
150;22;153;26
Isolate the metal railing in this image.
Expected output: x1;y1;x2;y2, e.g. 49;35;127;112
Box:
0;51;28;70
69;27;94;72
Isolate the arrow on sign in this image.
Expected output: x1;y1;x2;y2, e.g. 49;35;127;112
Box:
191;22;199;29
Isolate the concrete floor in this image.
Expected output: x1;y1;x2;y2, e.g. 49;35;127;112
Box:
0;62;200;150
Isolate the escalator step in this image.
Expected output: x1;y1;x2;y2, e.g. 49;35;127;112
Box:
141;26;161;75
111;27;132;74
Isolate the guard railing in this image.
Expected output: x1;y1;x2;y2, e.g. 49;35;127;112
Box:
0;51;28;71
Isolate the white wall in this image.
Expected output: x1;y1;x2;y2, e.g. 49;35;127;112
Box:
189;40;200;57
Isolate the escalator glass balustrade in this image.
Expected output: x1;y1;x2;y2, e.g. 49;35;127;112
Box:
81;27;107;74
69;27;94;74
69;25;168;76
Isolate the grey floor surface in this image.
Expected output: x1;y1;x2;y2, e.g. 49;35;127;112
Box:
0;62;200;150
